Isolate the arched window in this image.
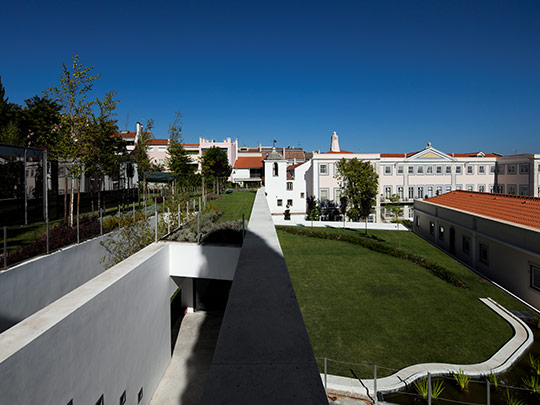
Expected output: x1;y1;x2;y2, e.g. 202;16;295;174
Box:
273;162;279;177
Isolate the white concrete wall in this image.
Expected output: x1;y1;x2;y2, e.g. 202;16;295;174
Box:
273;217;408;230
168;243;240;281
0;233;111;333
0;243;171;405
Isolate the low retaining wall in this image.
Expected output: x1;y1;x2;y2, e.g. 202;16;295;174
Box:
273;217;408;230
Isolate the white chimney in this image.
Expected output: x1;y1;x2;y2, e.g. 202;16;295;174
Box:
331;131;340;152
136;122;143;143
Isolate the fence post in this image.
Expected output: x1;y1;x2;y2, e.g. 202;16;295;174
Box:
374;364;378;405
428;372;431;405
77;213;80;244
324;357;327;394
46;218;49;254
486;381;490;405
3;226;6;270
100;208;103;235
155;205;158;242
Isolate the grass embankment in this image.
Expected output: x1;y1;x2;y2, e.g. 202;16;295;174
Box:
277;226;530;379
207;190;256;223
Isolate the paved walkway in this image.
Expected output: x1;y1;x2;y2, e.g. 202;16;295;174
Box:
150;311;223;405
322;297;533;401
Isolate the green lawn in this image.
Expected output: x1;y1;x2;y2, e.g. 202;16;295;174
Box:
277;227;530;378
207;191;256;222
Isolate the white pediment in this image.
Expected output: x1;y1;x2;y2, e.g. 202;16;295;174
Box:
406;146;456;162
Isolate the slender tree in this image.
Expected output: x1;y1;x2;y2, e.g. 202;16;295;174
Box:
387;194;403;248
166;111;193;182
201;147;232;195
336;158;379;234
339;195;348;228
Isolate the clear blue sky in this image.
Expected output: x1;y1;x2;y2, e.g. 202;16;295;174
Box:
1;0;539;155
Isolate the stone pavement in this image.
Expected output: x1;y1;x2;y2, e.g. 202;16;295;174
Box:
322;297;533;401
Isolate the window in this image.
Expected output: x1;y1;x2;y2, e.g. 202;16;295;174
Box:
478;165;485;174
397;165;404;174
456;166;462;174
320;189;328;201
158;146;167;151
496;184;505;193
531;264;540;291
479;243;489;264
467;166;474;174
385;186;392;198
519;185;529;196
456;184;463;190
397;186;404;199
147;146;154;152
445;186;452;193
520;163;529;174
408;166;414;174
438;225;444;240
508;164;517;175
287;199;293;207
430;222;435;235
436;186;442;196
277;199;283;206
408;187;414;199
384;166;392;175
273;162;279;176
490;165;495;174
463;236;470;254
478;184;485;192
427;186;433;198
497;164;505;175
467;185;473;191
445;166;451;174
417;186;424;198
319;164;328;175
489;184;494;193
286;182;293;191
417;166;424;174
300;192;305;198
508;184;517;195
436;166;442;174
427;166;433;174
334;188;340;200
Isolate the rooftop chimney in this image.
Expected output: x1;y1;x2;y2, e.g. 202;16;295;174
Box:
331;131;340;152
136;122;143;143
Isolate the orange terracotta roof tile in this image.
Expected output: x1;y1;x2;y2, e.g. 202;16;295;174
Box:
426;191;540;230
453;152;501;157
381;152;416;158
324;150;354;154
233;156;264;169
149;139;169;145
183;143;200;147
116;131;136;139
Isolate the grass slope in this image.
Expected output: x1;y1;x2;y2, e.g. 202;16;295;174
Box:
207;191;256;223
277;227;528;378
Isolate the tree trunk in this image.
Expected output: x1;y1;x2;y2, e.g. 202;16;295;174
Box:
90;176;94;214
64;175;68;222
69;177;74;227
365;218;368;235
77;178;81;230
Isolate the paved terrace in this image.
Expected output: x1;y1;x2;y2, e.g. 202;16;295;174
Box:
202;188;328;404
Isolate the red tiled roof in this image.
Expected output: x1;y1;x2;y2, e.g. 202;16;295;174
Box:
324;150;354;154
183;143;200;147
116;131;136;139
233;156;264;169
381;152;417;158
453;152;501;157
426;191;540;230
149;139;169;145
287;161;307;171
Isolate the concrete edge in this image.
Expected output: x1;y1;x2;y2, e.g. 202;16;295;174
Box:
321;297;534;399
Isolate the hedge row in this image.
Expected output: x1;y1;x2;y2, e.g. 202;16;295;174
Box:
276;226;467;289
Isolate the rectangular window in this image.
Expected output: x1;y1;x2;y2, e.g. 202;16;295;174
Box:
508;164;517;175
320;189;329;201
408;186;414;199
478;184;485;192
445;186;452;193
286;182;293;191
479;243;489;264
385;166;392;175
497;164;505;175
456;166;462;174
531;264;540;291
397;165;404;174
277;199;283;206
478;165;485;174
334;188;340;201
456;184;463;190
490;165;495;174
467;184;474;191
319;164;328;175
397;186;404;199
417;186;424;198
417;166;424;174
520;164;529;174
300;192;305;198
408;166;414;174
435;186;442;195
519;185;529;195
436;166;442;174
496;184;505;193
445;166;451;174
287;199;293;207
147;146;154;152
427;166;433;174
427;186;433;198
438;225;444;240
508;184;517;195
158;146;167;151
463;236;470;254
489;184;494;193
385;186;392;198
430;222;435;235
467;166;474;174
